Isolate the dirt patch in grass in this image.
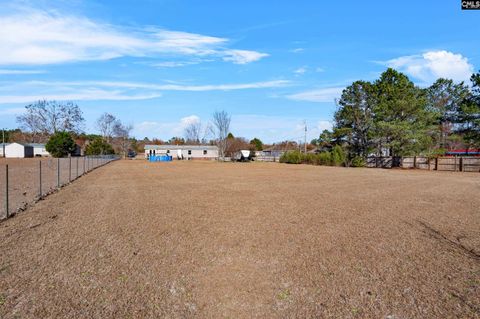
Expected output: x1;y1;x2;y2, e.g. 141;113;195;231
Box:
0;160;479;318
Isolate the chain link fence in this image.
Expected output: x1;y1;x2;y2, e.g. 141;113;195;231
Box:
0;155;119;220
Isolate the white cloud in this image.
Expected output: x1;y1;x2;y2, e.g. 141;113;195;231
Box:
290;48;304;53
180;115;200;126
0;9;268;66
384;50;474;83
0;69;46;74
150;61;200;68
134;121;178;139
0;79;289;104
21;79;290;91
0;90;162;104
294;66;307;75
286;87;344;103
317;120;333;132
222;49;269;64
315;67;325;73
134;115;201;139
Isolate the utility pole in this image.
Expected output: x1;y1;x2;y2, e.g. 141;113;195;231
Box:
2;128;5;158
304;121;307;154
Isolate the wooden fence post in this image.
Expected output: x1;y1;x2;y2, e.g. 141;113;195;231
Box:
460;157;463;172
69;156;72;182
413;156;417;169
57;158;60;188
39;160;42;197
5;164;9;218
435;157;438;171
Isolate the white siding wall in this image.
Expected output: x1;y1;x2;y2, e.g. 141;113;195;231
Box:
145;147;218;159
33;146;50;156
5;143;34;158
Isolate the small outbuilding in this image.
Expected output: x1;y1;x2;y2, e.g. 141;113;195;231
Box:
4;142;34;158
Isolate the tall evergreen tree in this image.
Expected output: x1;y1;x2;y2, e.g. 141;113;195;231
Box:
334;81;375;157
426;78;469;150
457;72;480;148
373;68;435;156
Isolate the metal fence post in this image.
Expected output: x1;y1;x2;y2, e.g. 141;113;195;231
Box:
39;160;42;197
5;164;9;218
57;158;60;188
460;157;463;172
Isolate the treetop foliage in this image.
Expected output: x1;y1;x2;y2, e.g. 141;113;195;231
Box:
330;68;480;159
45;131;76;158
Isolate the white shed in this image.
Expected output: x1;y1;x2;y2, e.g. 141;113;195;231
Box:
5;142;34;158
27;143;50;157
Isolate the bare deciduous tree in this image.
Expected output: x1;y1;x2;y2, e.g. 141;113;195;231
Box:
17;100;84;137
96;113;118;143
211;110;231;159
184;121;202;144
16;111;41;142
113;121;133;158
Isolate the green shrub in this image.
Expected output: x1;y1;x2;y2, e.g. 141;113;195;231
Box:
45;131;76;158
318;152;331;165
350;156;365;167
304;153;316;164
280;150;303;164
331;145;346;166
85;138;114;155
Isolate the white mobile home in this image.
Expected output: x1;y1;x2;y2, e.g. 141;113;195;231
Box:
4;142;34;158
145;145;219;160
27;143;50;157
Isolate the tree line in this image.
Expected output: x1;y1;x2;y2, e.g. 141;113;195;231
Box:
314;68;480;164
14;100;133;157
12;102;266;159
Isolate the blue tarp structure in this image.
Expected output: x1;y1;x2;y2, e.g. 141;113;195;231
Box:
149;155;173;162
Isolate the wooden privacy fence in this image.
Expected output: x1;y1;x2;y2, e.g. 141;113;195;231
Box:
366;156;480;172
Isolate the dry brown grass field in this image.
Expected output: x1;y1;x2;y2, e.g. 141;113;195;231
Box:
0;160;479;318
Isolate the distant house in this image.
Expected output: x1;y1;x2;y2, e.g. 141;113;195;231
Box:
26;143;50;157
144;145;219;160
4;142;34;158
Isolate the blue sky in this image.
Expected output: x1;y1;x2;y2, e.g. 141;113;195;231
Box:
0;0;479;143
